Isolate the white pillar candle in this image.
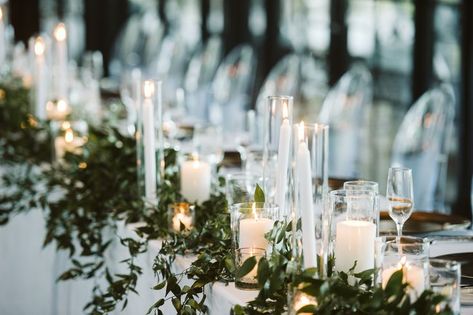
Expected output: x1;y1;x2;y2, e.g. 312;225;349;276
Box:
297;122;317;269
142;81;157;205
0;7;5;67
334;220;376;273
34;37;47;120
180;154;211;204
46;99;71;121
53;23;68;99
239;204;274;249
54;128;85;160
275;103;291;215
381;257;426;300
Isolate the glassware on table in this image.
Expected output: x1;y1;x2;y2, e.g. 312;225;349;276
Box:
234;247;265;289
429;259;460;314
386;166;414;237
380;236;429;301
225;173;274;207
326;189;377;276
344;180;380;230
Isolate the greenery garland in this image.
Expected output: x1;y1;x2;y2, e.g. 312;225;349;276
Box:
0;78;454;315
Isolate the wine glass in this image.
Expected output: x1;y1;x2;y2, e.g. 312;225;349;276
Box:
386;167;414;237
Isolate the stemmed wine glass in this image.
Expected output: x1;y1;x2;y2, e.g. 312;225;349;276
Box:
386;167;414;237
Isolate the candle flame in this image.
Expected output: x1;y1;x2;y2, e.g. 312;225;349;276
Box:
65;129;74;143
34;37;45;56
143;80;155;98
298;121;305;142
400;256;407;266
191;152;200;168
282;102;288;119
57;99;68;112
54;23;67;42
252;203;258;220
61;121;71;130
0;7;3;21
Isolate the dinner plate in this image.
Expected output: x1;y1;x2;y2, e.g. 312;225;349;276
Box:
380;211;470;235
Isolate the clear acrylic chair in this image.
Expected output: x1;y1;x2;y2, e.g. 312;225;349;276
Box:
391;84;455;212
319;64;373;179
209;44;256;148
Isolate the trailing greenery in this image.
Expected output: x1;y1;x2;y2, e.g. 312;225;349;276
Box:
0;77;454;315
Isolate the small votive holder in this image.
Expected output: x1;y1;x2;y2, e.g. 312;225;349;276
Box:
168;203;195;232
47;99;71;121
380;236;429;301
52;120;88;161
290;289;318;315
429;259;461;314
235;247;265;289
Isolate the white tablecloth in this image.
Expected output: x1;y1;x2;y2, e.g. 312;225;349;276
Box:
1;212;473;315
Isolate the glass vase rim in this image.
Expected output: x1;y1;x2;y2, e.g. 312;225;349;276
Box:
329;188;377;198
292;122;329;130
230;202;279;210
384;235;430;246
388;166;412;173
429;258;461;269
266;95;294;101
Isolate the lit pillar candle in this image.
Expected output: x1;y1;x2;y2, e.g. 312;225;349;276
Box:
180;153;211;204
0;7;5;67
334;220;376;273
34;36;47;120
54;127;85;160
297;122;317;269
142;80;157;205
53;23;68;99
275;102;291;214
239;204;274;249
381;256;426;300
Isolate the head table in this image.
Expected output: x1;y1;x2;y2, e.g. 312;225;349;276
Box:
0;207;473;315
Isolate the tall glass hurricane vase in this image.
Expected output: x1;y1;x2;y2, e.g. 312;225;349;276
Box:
137;79;164;208
263;96;294;216
292;122;329;274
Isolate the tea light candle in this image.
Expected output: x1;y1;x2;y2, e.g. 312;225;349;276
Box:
334;220;376;273
297;122;317;269
293;291;317;315
54;128;85;160
172;210;193;231
142;81;157;205
180;153;211;204
53;23;68;99
239;204;274;250
33;36;47;120
47;99;71;121
275;102;291;214
382;256;426;300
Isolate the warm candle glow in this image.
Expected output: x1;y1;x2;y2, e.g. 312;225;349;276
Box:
34;37;45;56
298;121;305;142
61;121;71;130
64;129;74;143
54;23;67;42
282;102;288;119
0;7;3;21
252;203;258;220
143;80;155;98
57;99;68;112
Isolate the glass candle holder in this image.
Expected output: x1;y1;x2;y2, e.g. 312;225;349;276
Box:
230;202;278;252
290;288;318;315
380;236;430;301
46;99;71;121
262;96;294;216
168;203;195;232
429;259;461;314
52;120;88;161
180;152;212;204
343;180;380;231
235;247;265;289
136;79;164;206
327;189;377;275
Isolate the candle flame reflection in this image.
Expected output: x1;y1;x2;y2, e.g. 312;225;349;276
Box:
57;99;68;112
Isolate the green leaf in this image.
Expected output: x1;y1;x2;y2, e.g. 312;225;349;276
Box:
235;256;257;279
254;184;265;203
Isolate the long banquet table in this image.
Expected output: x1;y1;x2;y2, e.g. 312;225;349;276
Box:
1;211;473;315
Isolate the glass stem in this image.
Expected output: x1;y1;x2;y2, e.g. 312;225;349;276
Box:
396;223;403;238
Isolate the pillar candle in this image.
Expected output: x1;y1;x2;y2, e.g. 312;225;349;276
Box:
34;37;47;120
180;155;211;204
275;103;291;215
142;81;157;205
239;204;274;249
334;220;376;273
381;257;426;301
53;23;68;99
297;122;317;269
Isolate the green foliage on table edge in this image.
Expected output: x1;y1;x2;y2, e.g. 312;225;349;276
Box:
0;78;454;315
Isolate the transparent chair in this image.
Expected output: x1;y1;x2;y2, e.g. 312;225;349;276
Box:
209;44;256;148
391;84;455;212
319;64;373;179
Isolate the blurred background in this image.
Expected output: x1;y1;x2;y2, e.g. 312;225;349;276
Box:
7;0;473;219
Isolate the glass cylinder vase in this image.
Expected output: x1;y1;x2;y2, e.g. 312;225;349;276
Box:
137;79;164;207
292;122;329;274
